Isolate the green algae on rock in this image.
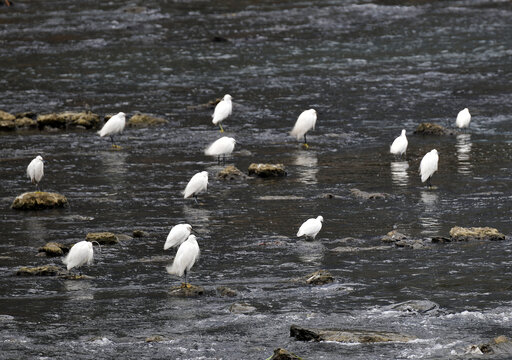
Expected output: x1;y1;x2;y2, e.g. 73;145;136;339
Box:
11;192;68;210
248;163;287;177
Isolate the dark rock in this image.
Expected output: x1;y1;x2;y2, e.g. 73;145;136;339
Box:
127;113;168;127
470;336;512;356
187;98;221;111
305;270;334;285
229;302;256;314
331;245;390;253
38;242;70;257
217;286;237;297
145;335;164;343
217;165;247;180
381;230;408;243
449;226;505;241
268;348;304;360
290;325;416;343
16;265;61;276
394;239;428;249
85;232;119;245
386;300;440;314
169;283;204;297
431;236;451;243
212;36;228;42
59;274;94;280
248;163;287;178
351;188;389;200
15;111;37;120
11;192;68;210
132;229;149;238
414;122;455;136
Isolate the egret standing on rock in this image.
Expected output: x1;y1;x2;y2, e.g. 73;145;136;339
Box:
297;215;324;240
183;171;208;204
212;94;232;133
98;112;126;148
164;224;194;250
205;136;236;163
27;155;44;191
62;240;95;274
420;149;439;188
290;109;317;148
390;129;408;158
456;108;471;129
166;234;200;287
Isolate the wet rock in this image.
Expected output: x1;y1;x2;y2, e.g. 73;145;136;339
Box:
381;230;408;243
37;111;100;130
268;348;304;360
132;229;149;238
16;265;61;276
217;165;247;180
331;245;390;253
59;274;94;280
217;286;237;297
0;110;15;122
229;302;256;314
187;98;221;110
212;35;228;43
322;193;342;199
431;236;451;243
11;192;68;210
169;284;204;297
394;239;429;249
145;335;164;343
248;163;287;178
414;122;455;136
115;234;133;242
38;242;70;257
470;336;512;356
14;117;37;128
386;300;440;314
290;325;416;343
127;113;168;127
0;110;16;131
305;270;334;285
449;226;505;241
15;111;37;120
351;188;389;200
85;232;119;245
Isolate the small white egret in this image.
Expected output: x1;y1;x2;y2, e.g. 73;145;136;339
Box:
164;223;194;250
166;234;200;286
297;215;324;240
183;171;208;204
420;149;439;188
204;136;236;163
62;240;95;273
212;94;232;133
456;108;471;129
290;109;317;148
98;112;126;148
390;129;408;158
26;155;44;191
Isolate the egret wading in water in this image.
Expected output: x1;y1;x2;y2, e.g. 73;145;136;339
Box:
164;224;194;250
212;94;232;133
297;215;324;240
166;234;200;287
62;240;100;275
456;108;471;130
205;136;236;163
390;129;408;158
290;109;317;149
420;149;439;188
98;112;126;149
27;155;44;191
183;171;208;204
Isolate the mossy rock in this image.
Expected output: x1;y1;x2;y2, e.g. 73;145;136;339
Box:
351;188;389;200
127;114;168;127
186;98;221;110
14;117;37;128
86;232;119;245
268;348;304;360
305;270;334;285
37;111;100;130
217;166;247;180
169;283;204;297
449;226;505;241
38;242;70;257
0;119;16;131
290;325;416;343
248;163;287;177
132;229;149;238
11;192;68;210
16;265;61;276
145;335;164;343
217;286;237;297
0;110;15;122
414;122;455;136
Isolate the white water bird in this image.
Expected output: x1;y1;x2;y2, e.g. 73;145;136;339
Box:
183;171;208;204
62;240;94;273
297;215;324;240
456;108;471;129
290;109;317;148
212;94;232;132
164;224;193;250
27;155;44;191
98;112;126;148
390;129;408;158
166;234;200;286
420;149;439;188
205;136;236;162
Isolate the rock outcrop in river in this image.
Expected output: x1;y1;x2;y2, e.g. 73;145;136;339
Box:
248;163;287;177
11;191;68;210
449;226;505;241
127;113;168;127
290;324;416;343
414;122;456;136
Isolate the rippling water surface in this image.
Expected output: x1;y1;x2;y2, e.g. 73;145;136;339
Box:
1;0;512;359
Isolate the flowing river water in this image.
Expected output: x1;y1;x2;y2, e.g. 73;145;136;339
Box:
1;0;512;359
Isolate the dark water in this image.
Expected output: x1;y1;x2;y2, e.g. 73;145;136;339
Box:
1;0;512;358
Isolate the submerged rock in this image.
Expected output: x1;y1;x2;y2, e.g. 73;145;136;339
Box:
268;348;304;360
38;242;70;257
127;113;168;127
85;232;119;245
187;98;221;110
217;165;247;180
468;336;512;356
385;300;440;314
37;111;100;130
290;325;416;343
169;284;204;297
16;265;61;276
414;122;455;136
145;335;164;343
381;230;408;243
449;226;505;241
11;192;68;210
351;188;389;200
60;274;94;280
229;302;256;314
305;270;334;285
132;229;149;238
217;286;238;297
248;163;287;177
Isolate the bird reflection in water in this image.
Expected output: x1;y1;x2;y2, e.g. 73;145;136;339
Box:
390;161;409;187
63;280;94;300
101;151;128;177
456;134;472;175
293;151;318;184
419;191;441;236
183;204;211;227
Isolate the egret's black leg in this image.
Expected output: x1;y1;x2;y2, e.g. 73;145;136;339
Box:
194;195;198;204
427;177;432;189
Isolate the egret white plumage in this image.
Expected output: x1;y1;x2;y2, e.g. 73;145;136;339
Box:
164;224;193;250
183;171;208;204
420;149;439;188
98;112;126;148
456;108;471;129
290;109;317;148
297;215;324;240
390;129;408;158
26;155;44;191
212;94;232;132
166;234;200;286
205;136;236;163
62;240;95;273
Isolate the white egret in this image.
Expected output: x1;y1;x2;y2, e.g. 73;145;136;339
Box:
290;109;317;148
212;94;232;133
204;136;236;163
297;215;324;240
62;240;95;273
390;129;408;158
166;234;200;286
420;149;439;188
456;108;471;129
164;224;193;250
26;155;44;191
183;171;208;204
98;112;126;148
